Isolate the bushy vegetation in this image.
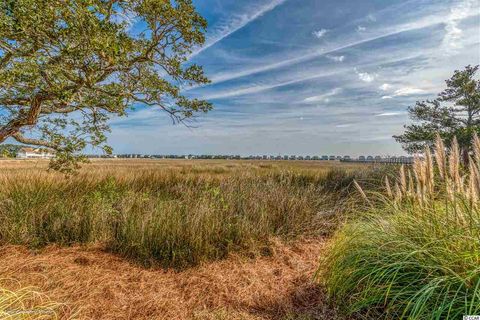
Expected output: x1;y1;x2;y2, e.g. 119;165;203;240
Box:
0;161;387;268
321;136;480;319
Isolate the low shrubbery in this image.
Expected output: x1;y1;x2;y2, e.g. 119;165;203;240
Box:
321;136;480;319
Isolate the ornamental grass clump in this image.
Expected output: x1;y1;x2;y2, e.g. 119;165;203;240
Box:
321;134;480;319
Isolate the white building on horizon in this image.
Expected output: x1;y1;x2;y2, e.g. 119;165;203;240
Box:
17;147;55;159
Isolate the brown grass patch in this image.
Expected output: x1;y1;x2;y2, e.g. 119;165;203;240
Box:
0;238;338;320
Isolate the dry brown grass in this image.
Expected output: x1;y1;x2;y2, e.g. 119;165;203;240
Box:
0;239;339;320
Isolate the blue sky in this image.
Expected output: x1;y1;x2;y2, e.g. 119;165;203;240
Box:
109;0;480;157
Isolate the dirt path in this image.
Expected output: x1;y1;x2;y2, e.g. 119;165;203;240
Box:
0;238;338;319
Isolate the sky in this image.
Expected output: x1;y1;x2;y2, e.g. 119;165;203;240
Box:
109;0;480;157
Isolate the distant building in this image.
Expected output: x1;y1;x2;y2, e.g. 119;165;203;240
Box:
322;156;329;160
367;156;374;161
17;147;55;159
359;156;366;161
329;156;336;161
343;155;351;160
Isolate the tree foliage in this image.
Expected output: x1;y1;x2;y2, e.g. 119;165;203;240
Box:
394;65;480;160
0;0;212;172
0;143;21;157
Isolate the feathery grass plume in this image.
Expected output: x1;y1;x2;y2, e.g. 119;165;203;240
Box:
468;157;478;205
415;178;422;204
470;155;480;196
399;165;407;194
412;156;422;186
473;133;480;167
424;147;434;195
473;134;480;191
394;183;403;203
434;134;446;180
446;179;455;202
353;179;370;205
449;137;461;188
385;176;393;198
412;155;427;203
407;169;415;197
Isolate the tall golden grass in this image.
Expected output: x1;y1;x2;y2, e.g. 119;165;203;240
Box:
0;160;388;268
322;134;480;319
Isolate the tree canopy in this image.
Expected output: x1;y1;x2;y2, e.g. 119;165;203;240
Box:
394;65;480;161
0;0;212;172
0;143;21;157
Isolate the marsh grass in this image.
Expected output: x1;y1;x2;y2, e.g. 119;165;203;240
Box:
0;161;387;268
321;135;480;319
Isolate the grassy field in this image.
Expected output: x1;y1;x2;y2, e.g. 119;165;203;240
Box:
0;159;383;268
0;159;385;319
1;153;477;320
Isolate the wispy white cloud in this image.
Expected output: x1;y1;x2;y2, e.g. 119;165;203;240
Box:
206;13;452;85
199;53;433;100
303;88;342;103
366;14;377;22
201;69;340;100
379;83;392;91
378;87;427;99
190;0;287;58
355;68;376;82
312;28;328;38
442;0;476;53
394;87;425;96
336;123;354;128
203;1;480;88
326;55;345;62
375;112;405;117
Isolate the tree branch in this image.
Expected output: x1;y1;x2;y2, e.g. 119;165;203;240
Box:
11;132;58;150
0;95;44;143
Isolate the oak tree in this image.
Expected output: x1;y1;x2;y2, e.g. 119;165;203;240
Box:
0;0;211;172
